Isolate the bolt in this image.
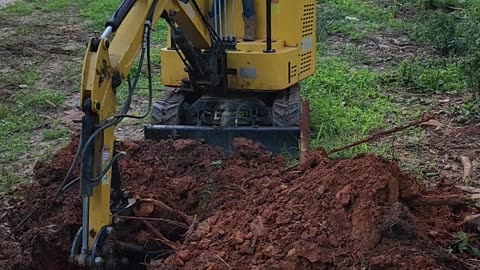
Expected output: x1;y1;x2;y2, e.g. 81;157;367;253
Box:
106;226;114;235
122;191;131;199
94;256;104;266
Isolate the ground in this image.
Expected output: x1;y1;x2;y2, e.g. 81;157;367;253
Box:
1;0;480;269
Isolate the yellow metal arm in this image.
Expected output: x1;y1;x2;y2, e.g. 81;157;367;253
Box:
77;0;214;263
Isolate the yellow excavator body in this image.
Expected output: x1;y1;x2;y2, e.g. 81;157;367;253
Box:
70;1;316;269
161;0;316;90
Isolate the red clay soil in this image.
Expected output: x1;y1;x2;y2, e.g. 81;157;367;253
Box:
0;137;478;270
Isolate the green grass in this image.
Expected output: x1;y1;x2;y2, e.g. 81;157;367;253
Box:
43;128;69;140
0;90;65;157
318;0;408;40
2;0;71;15
304;52;393;156
387;59;467;93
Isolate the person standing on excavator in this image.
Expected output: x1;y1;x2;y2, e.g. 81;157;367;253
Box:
210;0;255;41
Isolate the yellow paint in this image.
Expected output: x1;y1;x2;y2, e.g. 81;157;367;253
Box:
162;0;317;90
80;38;115;248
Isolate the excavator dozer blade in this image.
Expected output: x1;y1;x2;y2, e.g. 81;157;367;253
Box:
144;125;300;154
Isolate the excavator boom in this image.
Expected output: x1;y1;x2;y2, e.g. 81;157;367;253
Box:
70;0;316;269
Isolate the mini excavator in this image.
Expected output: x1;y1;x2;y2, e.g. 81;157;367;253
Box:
69;0;316;269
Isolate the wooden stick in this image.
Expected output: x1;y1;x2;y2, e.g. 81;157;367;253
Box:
142;219;180;250
328;115;432;155
137;199;191;225
215;254;233;269
405;195;470;207
299;98;311;163
182;214;198;245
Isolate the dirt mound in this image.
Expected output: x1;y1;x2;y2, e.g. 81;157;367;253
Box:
0;137;477;270
154;151;474;270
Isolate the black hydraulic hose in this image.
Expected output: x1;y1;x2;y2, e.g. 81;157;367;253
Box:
190;0;224;49
56;137;82;197
106;0;137;32
60;177;80;194
89;151;126;185
114;6;155;119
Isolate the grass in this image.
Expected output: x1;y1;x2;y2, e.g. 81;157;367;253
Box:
0;88;67;193
43;128;69;140
303;52;393;156
318;0;409;40
387;59;467;93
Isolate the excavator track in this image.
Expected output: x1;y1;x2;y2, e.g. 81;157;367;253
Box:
146;85;304;154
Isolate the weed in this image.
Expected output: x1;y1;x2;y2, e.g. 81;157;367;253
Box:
317;0;407;40
198;179;217;211
458;98;480;123
0;170;27;195
416;0;466;10
17;90;66;110
303;56;393;156
392;59;466;93
210;160;223;170
449;231;480;257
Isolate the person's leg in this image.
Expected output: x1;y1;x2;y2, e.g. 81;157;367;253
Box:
242;0;255;18
242;0;255;41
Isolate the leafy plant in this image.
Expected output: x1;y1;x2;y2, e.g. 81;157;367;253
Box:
449;231;480;257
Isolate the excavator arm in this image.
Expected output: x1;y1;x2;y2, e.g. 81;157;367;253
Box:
70;0;224;269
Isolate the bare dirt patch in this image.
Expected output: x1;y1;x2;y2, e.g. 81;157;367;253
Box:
0;0;17;8
391;93;480;185
326;30;433;71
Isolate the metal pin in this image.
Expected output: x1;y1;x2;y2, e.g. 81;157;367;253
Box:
224;0;227;39
231;0;235;38
214;0;218;33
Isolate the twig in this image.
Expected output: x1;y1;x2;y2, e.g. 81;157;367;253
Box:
328;116;432;155
137;199;191;225
405;194;470;207
142;219;180;250
250;236;258;254
182;214;198;245
223;183;247;194
215;254;232;269
7;204;39;237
